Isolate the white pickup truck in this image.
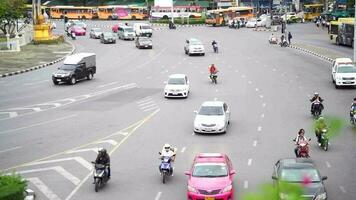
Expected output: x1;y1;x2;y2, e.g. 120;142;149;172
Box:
332;57;356;88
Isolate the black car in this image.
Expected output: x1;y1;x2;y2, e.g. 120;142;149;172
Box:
272;158;327;200
135;36;152;49
100;32;116;44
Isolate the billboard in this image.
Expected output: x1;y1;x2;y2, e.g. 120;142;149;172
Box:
154;0;173;7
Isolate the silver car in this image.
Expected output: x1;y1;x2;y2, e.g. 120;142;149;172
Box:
194;101;230;134
184;38;205;56
89;28;103;39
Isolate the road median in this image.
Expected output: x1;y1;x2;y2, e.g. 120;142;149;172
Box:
289;43;343;63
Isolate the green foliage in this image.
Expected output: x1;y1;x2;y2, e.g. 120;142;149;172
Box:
0;173;27;200
0;0;26;35
243;182;304;200
346;0;355;10
312;116;345;139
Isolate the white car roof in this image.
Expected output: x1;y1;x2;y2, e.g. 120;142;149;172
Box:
64;53;95;65
201;101;225;107
335;57;353;64
168;74;186;79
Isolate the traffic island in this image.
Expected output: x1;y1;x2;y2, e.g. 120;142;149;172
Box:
289;43;344;63
0;41;74;77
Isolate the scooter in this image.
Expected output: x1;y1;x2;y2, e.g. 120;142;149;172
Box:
294;139;311;158
91;162;109;192
213;44;218;53
71;32;76;40
311;101;323;118
269;36;278;44
279;38;288;47
159;155;173;184
351;109;356;125
319;128;329;151
210;73;218;84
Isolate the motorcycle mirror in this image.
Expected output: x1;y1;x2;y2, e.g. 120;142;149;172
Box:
321;176;328;181
184;171;191;176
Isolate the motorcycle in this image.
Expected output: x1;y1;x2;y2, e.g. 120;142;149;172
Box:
294;139;311;158
91;162;109;192
269;36;278;44
71;32;76;40
279;39;288;47
351;109;356;125
311;101;323;118
213;43;218;53
159;155;173;184
169;23;176;29
319;128;329;151
210;73;218;84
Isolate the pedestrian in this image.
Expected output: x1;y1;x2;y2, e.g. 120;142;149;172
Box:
288;31;292;44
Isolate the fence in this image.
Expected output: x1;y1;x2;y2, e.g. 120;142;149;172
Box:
0;25;33;52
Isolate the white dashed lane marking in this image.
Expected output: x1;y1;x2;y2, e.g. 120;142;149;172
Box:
255;88;259;92
259;95;264;99
326;161;331;168
180;147;186;153
257;126;262;132
260;113;265;118
0;146;22;154
155;191;162;200
262;103;267;107
97;81;118;88
253;140;257;147
247;159;253;166
244;181;249;189
339;186;347;193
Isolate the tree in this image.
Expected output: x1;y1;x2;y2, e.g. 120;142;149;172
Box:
346;0;355;9
0;0;26;36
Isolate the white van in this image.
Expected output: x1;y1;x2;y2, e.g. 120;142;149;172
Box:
118;25;135;40
133;23;153;37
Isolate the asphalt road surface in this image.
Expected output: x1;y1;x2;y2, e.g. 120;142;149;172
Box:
0;21;355;200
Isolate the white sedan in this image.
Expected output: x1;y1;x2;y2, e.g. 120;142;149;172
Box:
164;74;189;98
194;101;230;134
246;19;257;28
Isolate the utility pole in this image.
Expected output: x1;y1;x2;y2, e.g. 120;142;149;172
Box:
354;3;356;62
171;0;174;24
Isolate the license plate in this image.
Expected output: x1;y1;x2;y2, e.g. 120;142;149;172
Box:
57;79;61;82
145;45;148;47
205;197;214;200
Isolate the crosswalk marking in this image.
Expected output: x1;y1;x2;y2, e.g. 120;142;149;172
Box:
16;166;80;185
137;100;155;106
28;177;62;200
24;157;92;171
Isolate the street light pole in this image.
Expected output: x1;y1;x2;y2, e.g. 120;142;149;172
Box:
354;3;356;62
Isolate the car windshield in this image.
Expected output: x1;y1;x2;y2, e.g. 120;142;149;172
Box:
280;168;321;182
103;32;114;37
198;106;224;116
337;65;356;73
92;28;101;32
141;25;151;29
125;28;134;32
168;78;185;85
192;163;228;177
59;65;76;71
190;40;202;45
139;37;151;42
75;22;85;27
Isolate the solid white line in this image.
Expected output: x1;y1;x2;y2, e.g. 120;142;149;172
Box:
96;81;118;88
96;139;118;146
27;177;62;200
247;159;253;166
24;157;92;171
138;100;155;106
181;147;186;153
253;140;257;147
65;170;92;200
140;103;158;110
255;88;259;92
66;148;99;154
143;106;160;112
155;192;162;200
38;103;61;107
326;161;331;168
17;166;80;185
244;181;249;189
0;146;22;154
0;111;18;118
257;126;262;132
0;114;78;135
261;113;265;118
339;186;347;193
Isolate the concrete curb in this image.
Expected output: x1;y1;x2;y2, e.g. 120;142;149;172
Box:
0;41;76;78
288;45;335;64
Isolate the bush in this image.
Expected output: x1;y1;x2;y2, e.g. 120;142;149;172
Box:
33;35;65;45
0;173;27;200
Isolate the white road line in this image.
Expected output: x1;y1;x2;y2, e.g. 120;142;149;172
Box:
140;103;158;110
0;111;18;118
259;95;264;99
96;82;118;88
241;74;246;78
38;103;61;107
339;186;347;193
262;103;266;107
155;192;162;200
23;80;50;86
272;68;277;72
65;170;92;200
138;100;155;106
143;106;160;112
247;159;253;166
257;126;262;132
66;148;99;154
215;89;218;92
248;81;252;84
181;147;186;153
235;70;239;73
16;166;80;185
244;181;249;189
96;139;118;146
255;88;259;92
26;157;92;171
0;146;22;154
326;161;331;168
253;140;257;147
0;114;78;135
261;113;265;118
27;177;62;200
136;97;153;104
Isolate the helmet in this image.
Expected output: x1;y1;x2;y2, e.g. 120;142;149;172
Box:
314;92;319;96
353;97;356;101
98;148;107;155
164;143;171;151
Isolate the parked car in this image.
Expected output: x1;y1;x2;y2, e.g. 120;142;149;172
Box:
52;53;96;85
194;101;230;134
272;158;328;200
246;18;258;28
332;57;356;88
100;32;116;44
133;23;153;37
164;74;189;98
185;153;236;200
118;25;135;40
89;28;103;39
135;36;152;49
184;38;205;56
69;25;86;36
112;23;124;33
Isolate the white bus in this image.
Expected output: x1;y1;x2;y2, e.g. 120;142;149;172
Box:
150;5;203;19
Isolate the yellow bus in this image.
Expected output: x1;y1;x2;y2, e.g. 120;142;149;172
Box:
303;4;323;21
49;6;94;19
97;6;148;20
329;18;354;44
205;7;253;26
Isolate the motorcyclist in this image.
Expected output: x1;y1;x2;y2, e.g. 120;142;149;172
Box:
212;40;218;53
310;92;324;113
95;148;110;178
159;144;177;175
350;98;356;118
315;117;328;145
294;129;307;157
269;33;277;43
209;64;218;76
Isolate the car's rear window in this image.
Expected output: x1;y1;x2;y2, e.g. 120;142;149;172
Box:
280;168;320;182
337;65;356;73
198;106;224;116
103;32;114;37
193;163;228;177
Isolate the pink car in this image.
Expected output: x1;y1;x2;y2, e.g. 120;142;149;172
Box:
185;153;236;200
70;26;86;36
112;23;123;33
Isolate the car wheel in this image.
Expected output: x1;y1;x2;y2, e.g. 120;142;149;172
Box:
53;80;59;85
70;77;76;85
202;53;205;56
335;84;339;89
87;72;93;80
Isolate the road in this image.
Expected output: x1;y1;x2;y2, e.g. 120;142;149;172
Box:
0;21;355;200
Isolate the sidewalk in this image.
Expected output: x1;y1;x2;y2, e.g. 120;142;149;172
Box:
0;42;73;76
